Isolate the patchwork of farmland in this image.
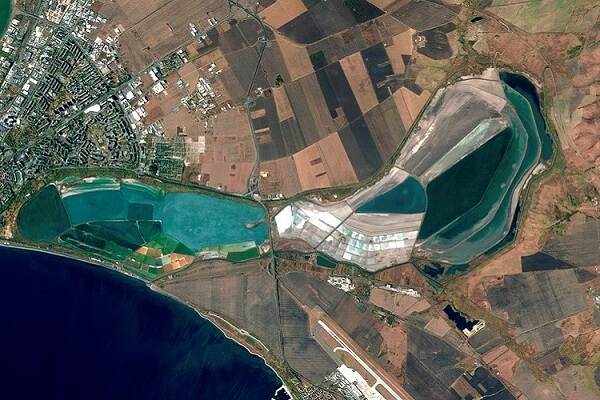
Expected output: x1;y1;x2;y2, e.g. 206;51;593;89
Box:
192;0;461;195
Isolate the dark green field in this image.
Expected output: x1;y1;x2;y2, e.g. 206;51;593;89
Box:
17;185;71;242
419;129;512;240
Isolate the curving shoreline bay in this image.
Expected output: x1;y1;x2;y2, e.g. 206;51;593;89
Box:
0;242;291;400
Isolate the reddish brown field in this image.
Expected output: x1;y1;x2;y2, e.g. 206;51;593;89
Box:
378;324;408;379
317;132;358;186
482;345;520;382
386;30;415;75
259;0;307;29
292;141;332;190
160;107;203;137
398;87;429;124
369;287;430;318
292;132;357;191
199;107;256;193
259;157;302;196
272;86;295;122
423;317;451;337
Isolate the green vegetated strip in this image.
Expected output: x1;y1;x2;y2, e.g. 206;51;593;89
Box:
355;176;427;214
418;129;513;240
226;247;260;262
316;254;337;268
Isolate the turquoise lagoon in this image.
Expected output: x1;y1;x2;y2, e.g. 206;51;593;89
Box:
417;73;547;264
352;73;550;265
17;178;268;275
356;177;426;214
59;180;268;252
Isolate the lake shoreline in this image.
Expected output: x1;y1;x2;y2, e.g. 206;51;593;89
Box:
0;0;14;36
0;241;295;399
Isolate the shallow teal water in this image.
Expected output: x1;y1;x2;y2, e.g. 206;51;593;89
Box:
419;75;545;264
59;183;268;251
500;71;553;160
356;177;426;214
63;190;129;225
154;192;268;251
434;87;542;263
418;129;513;240
0;0;12;37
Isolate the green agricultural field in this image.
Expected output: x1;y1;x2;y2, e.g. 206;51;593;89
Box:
17;185;71;242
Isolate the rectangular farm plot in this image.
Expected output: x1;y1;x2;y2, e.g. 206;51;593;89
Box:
276;33;314;81
293;144;331;190
272;86;295;122
318;132;358;186
307;26;366;68
360;42;395;102
386;29;415;74
292;132;357;191
392;85;429;129
339;52;379;114
367;0;397;10
260;43;293;85
286;74;337;140
315;62;362;127
176;62;201;89
252;78;340;162
200;161;254;193
224;47;269;96
97;0;172;26
259;0;307;29
339;116;384;180
199;108;255;193
258;157;302;196
487;270;590;333
160;107;203;137
391;0;458;32
251;95;310;160
364;96;408;160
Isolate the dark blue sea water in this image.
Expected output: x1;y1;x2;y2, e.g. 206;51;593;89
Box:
0;246;283;400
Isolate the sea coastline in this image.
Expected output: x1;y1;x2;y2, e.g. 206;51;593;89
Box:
148;283;295;399
0;240;294;399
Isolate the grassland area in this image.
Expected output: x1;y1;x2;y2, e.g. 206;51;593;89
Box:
486;0;600;33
